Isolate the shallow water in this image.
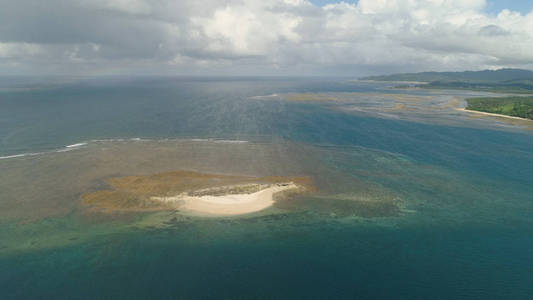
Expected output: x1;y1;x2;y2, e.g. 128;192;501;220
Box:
1;77;533;299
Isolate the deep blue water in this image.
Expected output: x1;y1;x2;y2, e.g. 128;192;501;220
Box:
3;224;533;299
1;77;533;299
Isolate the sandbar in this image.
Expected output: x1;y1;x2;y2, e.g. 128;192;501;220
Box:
153;183;299;216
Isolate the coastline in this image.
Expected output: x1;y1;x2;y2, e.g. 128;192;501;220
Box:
456;108;533;121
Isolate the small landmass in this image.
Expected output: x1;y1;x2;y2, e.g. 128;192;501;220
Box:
82;170;313;216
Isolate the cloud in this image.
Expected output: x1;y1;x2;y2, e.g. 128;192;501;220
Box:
0;0;532;75
191;3;302;57
478;24;509;36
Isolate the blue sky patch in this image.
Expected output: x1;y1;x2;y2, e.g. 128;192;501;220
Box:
308;0;533;14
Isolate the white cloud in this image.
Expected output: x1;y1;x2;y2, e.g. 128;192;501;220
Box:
192;1;301;56
0;0;533;75
0;43;44;58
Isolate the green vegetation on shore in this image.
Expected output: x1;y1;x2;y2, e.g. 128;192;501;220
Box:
424;82;533;94
362;69;533;94
465;96;533;120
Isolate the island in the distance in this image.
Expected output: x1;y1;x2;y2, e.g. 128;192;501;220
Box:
362;68;533;120
82;170;313;216
361;68;533;94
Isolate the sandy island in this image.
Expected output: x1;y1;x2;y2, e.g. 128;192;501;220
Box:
82;170;312;216
152;183;299;216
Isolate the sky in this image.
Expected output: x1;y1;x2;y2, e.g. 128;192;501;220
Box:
309;1;533;15
1;0;533;76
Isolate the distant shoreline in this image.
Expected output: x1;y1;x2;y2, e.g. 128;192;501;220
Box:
356;79;429;85
456;108;533;121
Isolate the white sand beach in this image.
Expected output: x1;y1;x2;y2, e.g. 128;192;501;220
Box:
457;108;532;121
152;183;299;216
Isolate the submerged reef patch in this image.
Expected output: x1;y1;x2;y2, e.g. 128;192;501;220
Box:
82;170;313;216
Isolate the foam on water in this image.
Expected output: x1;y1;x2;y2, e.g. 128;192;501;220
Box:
0;138;157;160
249;93;280;99
65;142;88;148
0;143;88;160
0;152;41;160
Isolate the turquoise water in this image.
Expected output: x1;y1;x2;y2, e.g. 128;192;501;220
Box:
1;77;533;299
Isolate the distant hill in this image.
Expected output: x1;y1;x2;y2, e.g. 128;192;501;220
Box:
361;69;533;83
360;69;533;93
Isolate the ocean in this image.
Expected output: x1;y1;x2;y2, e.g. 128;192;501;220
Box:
1;77;532;299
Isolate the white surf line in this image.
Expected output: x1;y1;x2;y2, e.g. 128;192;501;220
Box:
0;152;41;160
66;142;88;148
249;94;279;99
0;141;90;160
